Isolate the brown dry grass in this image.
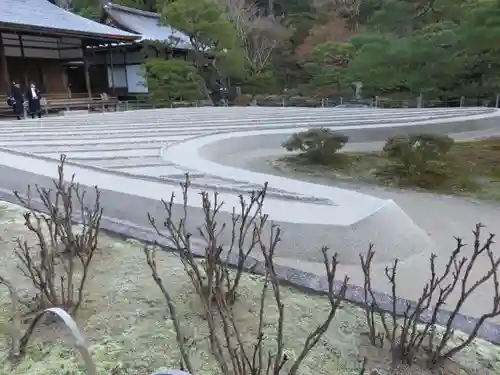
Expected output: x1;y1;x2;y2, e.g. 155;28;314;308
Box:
0;202;497;375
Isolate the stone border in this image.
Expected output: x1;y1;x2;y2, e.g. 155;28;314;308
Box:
1;189;499;346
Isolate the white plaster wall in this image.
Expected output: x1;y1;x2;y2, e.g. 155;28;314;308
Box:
108;66;127;88
126;64;147;93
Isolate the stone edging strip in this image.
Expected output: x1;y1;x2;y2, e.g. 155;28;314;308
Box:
1;189;499;345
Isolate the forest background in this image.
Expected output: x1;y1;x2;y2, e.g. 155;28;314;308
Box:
60;0;500;103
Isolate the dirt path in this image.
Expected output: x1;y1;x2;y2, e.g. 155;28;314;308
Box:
215;139;500;322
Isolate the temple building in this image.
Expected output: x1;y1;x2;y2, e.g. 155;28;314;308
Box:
0;0;139;97
92;1;196;98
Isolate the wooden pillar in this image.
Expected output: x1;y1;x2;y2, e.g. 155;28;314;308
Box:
82;42;92;98
108;44;115;95
123;49;128;91
0;32;10;91
18;34;28;87
41;64;48;93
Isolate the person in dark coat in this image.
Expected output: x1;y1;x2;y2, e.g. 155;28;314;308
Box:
26;82;42;119
8;81;24;120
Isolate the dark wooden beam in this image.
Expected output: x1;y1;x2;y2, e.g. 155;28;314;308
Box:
18;33;28;87
123;49;128;91
0;33;10;91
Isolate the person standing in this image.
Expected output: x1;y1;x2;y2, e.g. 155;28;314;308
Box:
26;82;42;119
8;81;24;120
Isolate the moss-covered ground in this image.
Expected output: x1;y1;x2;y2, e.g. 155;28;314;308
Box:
0;201;498;375
274;138;500;201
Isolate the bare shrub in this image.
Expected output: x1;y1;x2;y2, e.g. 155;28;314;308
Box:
380;133;454;187
282;128;349;164
233;94;253;106
148;176;267;305
145;176;355;375
12;155;102;315
360;223;500;370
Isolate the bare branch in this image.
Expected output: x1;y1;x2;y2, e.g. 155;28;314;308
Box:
12;155;101;316
0;276;21;360
144;246;194;374
218;0;290;73
147;176;356;375
360;223;500;370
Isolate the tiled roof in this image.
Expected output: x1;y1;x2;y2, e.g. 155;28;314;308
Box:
0;0;139;41
104;3;193;49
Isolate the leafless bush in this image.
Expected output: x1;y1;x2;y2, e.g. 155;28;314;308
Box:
360;223;500;369
145;176;357;375
12;155;102;315
148;175;266;305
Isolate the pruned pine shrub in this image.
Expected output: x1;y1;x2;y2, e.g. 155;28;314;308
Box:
282;128;348;164
142;59;206;107
380;133;454;187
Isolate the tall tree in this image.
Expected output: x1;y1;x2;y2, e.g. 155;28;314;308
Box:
218;0;289;75
303;41;354;94
158;0;243;86
141;59;206;105
338;0;500;99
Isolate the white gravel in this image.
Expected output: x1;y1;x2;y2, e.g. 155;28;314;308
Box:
209;133;500;322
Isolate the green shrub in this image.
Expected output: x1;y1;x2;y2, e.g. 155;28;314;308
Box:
141;59;205;106
282;128;349;164
381;133;454;187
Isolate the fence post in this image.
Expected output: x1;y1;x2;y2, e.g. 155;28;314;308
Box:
417;94;423;108
281;98;285;107
375;96;379;108
496;94;499;108
321;97;324;107
340;96;343;105
460;96;465;107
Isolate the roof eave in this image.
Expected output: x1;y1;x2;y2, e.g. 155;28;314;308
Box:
0;21;139;43
104;3;160;19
